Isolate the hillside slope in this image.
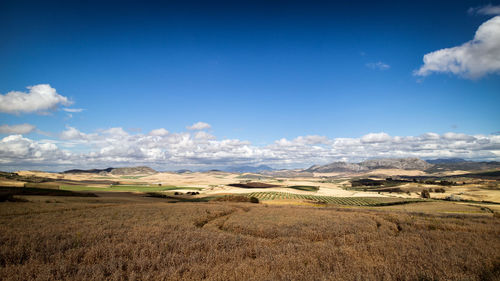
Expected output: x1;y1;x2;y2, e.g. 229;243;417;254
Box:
306;158;432;173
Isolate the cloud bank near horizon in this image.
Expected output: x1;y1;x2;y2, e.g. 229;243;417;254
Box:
0;126;499;171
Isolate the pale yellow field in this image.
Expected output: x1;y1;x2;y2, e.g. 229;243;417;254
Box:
7;169;500;204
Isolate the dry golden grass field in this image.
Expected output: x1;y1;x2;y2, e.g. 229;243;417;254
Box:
1;192;500;281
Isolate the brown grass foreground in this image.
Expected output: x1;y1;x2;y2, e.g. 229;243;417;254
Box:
1;196;500;281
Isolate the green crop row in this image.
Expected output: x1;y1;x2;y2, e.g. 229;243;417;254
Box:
243;192;424;206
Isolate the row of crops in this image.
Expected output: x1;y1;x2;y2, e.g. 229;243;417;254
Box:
243;192;424;206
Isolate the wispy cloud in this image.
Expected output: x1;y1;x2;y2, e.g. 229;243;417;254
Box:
63;108;84;113
366;62;390;70
415;16;500;79
468;4;500;16
0;84;72;114
0;124;36;134
187;122;211;130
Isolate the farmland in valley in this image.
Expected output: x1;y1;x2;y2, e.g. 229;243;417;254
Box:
242;191;425;206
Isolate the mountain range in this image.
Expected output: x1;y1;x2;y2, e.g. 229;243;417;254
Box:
305;158;432;173
61;158;500;175
304;158;500;173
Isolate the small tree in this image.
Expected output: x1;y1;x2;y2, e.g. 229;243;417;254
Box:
421;189;431;199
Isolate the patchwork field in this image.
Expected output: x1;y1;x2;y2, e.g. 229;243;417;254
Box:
1;168;500;280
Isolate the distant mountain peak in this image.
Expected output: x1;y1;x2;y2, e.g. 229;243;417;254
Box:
109;166;157;175
305;162;367;173
306;157;432;173
360;158;432;170
225;165;274;173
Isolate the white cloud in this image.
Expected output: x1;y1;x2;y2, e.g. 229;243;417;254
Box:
442;132;476;141
60;126;88;140
149;128;169;136
102;127;129;137
0;84;72;114
468;4;500;16
366;62;390;70
292;135;330;145
0;135;69;164
421;132;440;140
1;128;499;170
415;16;500;79
194;131;216;140
0;124;36;134
186;122;211;130
63;108;84;113
361;132;392;143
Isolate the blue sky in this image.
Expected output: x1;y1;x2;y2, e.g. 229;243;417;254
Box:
0;0;499;170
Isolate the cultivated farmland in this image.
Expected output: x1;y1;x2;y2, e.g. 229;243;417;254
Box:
243;191;424;206
1;168;500;280
0;196;499;281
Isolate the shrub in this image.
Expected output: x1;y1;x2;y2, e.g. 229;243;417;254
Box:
420;189;431;199
146;192;168;198
250;197;259;204
439;180;455;186
434;188;446;193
